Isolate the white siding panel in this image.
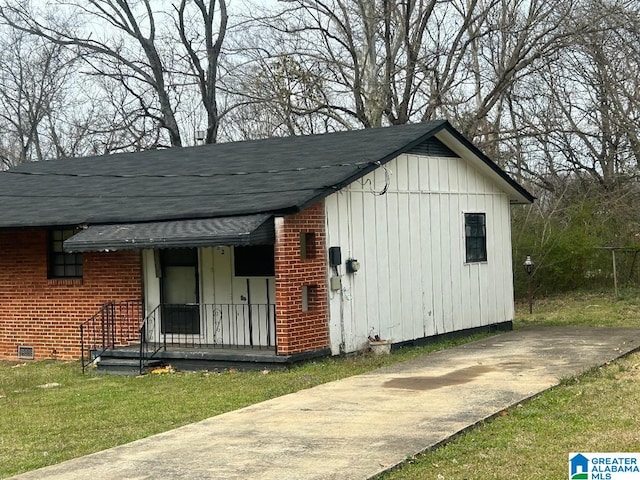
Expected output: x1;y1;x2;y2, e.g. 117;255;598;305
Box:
325;153;516;353
244;278;271;305
438;195;454;334
374;192;392;341
335;192;357;351
458;195;472;327
493;194;515;323
504;207;516;321
430;194;445;334
488;196;502;324
446;157;462;331
477;196;491;325
387;158;400;192
396;154;409;192
448;157;460;193
458;161;469;194
362;191;381;335
438;158;449;192
408;192;423;340
213;247;234;304
419;192;435;338
141;249;161;342
385;191;402;341
349;190;368;349
408;155;420;191
212;246;276;346
419;154;431;191
428;157;440;192
200;247;216;306
398;191;414;341
142;249;160;314
467;162;480;193
325;195;343;354
449;195;463;331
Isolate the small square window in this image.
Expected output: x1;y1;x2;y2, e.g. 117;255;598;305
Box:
48;228;83;279
464;213;487;263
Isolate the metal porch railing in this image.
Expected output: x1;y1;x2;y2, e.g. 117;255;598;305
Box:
139;303;276;373
79;300;143;373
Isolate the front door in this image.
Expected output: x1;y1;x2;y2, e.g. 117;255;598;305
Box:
160;248;200;335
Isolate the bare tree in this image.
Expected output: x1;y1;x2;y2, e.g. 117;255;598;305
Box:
456;0;579;153
46;79;167;157
504;0;640;193
232;0;579;145
0;26;78;167
176;0;228;144
0;0;228;147
221;54;348;140
235;0;454;129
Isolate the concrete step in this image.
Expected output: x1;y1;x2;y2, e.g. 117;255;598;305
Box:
95;357;162;376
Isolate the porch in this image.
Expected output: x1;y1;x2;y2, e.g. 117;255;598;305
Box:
74;210;331;373
94;344;303;375
80;300;286;374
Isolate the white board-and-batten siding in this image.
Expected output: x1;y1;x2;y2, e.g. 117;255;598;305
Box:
141;247;275;346
325;152;515;355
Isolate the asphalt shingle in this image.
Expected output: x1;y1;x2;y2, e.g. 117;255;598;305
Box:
0;121;532;228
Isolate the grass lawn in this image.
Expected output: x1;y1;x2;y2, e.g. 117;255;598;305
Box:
379;288;640;479
1;288;638;479
515;288;640;328
379;352;640;479
0;334;482;478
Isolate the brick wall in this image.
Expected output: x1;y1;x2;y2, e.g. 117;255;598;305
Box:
0;229;142;361
274;201;329;355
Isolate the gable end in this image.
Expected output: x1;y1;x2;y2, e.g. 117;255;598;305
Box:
408;137;457;157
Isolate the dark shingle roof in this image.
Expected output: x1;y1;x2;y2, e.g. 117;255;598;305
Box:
0;121;532;228
64;214;275;251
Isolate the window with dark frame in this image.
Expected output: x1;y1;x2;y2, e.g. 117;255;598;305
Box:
464;213;487;263
234;245;275;277
49;228;83;278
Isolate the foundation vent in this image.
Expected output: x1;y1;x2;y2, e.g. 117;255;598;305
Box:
17;345;35;360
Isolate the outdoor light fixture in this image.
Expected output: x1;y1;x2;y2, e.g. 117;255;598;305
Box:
523;255;534;314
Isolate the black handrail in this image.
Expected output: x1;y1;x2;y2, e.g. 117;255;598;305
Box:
139;305;163;374
79;300;143;373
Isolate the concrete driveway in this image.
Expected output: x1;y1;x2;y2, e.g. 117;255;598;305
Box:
9;326;640;480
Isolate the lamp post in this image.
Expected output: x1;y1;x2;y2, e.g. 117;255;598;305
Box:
523;255;534;314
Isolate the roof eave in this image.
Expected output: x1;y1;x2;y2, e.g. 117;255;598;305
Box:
434;127;535;204
296;120;534;211
294;121;450;212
